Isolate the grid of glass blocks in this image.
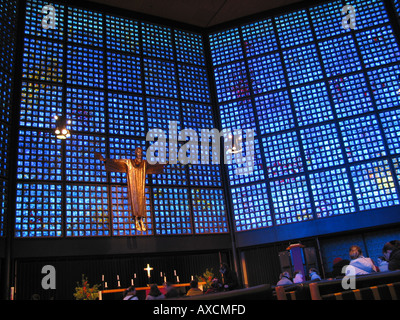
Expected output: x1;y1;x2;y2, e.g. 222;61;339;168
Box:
105;15;140;54
107;52;142;93
175;30;205;66
213;61;250;103
20;82;63;129
25;0;65;41
367;64;400;110
0;179;7;236
262;131;304;178
353;0;389;30
219;99;256;132
0;17;15;75
209;28;243;66
65;184;109;237
275;9;313;49
226;136;265;185
309;167;356;218
350;160;399;211
15;183;62;238
142;23;173;60
146;97;181;132
178;64;211;103
356;25;400;69
17;130;62;181
270;175;313;225
0;71;12;123
152;187;192;235
300;123;344;171
241;18;277;57
181;102;214;130
254;91;294;135
65;134;107;183
319;34;362;78
191;188;228;234
67;7;103;47
66;87;106;134
380;108;400;155
340;114;386;162
108;92;145;137
291;82;334;126
22;38;63;83
144;58;178;99
66;45;104;87
248;52;286;94
151;162;187;186
392;157;400;185
110;185;152;236
0;123;8;178
188;164;222;187
309;0;346;40
282;44;323;86
108;137;147;184
328;73;374;118
231;183;272;232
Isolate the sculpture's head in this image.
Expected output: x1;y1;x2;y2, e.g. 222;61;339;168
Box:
135;147;143;161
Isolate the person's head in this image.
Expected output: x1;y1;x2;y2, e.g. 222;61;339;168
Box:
309;268;318;274
189;280;198;288
149;284;161;296
280;271;290;279
349;245;363;260
383;240;400;260
219;263;228;274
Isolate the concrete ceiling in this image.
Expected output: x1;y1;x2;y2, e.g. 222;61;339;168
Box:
86;0;303;27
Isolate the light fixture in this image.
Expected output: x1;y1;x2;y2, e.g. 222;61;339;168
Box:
54;115;71;139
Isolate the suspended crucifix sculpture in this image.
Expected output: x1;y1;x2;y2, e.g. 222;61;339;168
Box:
95;147;165;231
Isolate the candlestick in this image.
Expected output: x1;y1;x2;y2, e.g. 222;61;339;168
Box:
117;280;121;287
131;279;134;286
174;270;176;276
177;276;180;283
191;275;194;281
105;282;108;288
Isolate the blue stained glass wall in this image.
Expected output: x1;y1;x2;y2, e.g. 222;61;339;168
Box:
15;0;228;238
209;0;400;233
0;0;17;236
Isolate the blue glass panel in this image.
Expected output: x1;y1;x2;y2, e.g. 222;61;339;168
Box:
0;124;9;178
209;28;243;66
153;187;192;235
328;73;374;118
188;164;222;187
300;123;344;171
105;15;140;54
142;22;173;59
178;64;211;103
0;179;7;236
175;30;205;65
380;108;400;155
270;175;313;225
191;188;228;234
231;183;272;232
291;82;334;126
15;183;63;238
350;160;399;211
147;97;181;132
340;114;386;162
241;18;277;57
352;0;389;30
310;167;355;218
107;52;141;93
255;91;294;135
248;52;286;94
283;44;323;86
262;131;303;178
17;130;62;181
219;99;256;132
182;102;214;130
108;92;145;137
67;7;103;47
65;185;109;237
275;9;313;49
319;34;362;77
144;58;178;99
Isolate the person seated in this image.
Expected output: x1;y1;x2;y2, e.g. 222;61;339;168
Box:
293;270;304;283
146;284;165;300
123;286;139;300
348;245;377;275
164;282;179;298
276;271;293;286
186;280;203;296
308;268;321;281
382;240;400;271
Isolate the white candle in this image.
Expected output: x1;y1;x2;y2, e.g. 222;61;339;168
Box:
131;279;134;286
191;275;194;280
134;273;136;278
105;282;108;288
117;275;119;280
117;280;120;287
174;270;176;276
160;272;163;277
177;276;180;283
102;275;104;281
164;276;167;283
